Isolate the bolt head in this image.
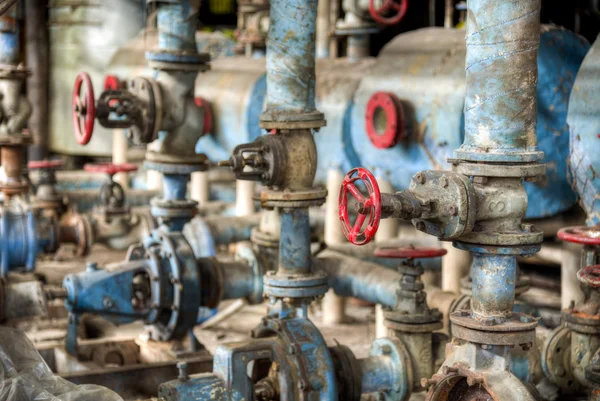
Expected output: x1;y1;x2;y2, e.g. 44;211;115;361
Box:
415;173;425;184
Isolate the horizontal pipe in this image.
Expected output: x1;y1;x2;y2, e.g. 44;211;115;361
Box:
219;260;261;303
202;214;261;245
316;249;400;308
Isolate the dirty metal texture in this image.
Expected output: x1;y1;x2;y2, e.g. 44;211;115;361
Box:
409;170;476;240
160;312;338;401
450;310;537;346
277;208;312;275
424;342;538;401
568;35;600;225
469;253;518;319
586;363;600;401
65;354;212;400
329;343;362;401
453;0;543;163
259;0;325;126
0;203;39;276
0;4;18;65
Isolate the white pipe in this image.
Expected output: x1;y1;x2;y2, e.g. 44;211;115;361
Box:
441;242;471;294
322;168;347;324
316;0;330;59
112;130;128;188
191;171;210;205
561;242;584;309
374;176;396;338
236;180;255;217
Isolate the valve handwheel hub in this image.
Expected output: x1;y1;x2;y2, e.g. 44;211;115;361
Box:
577;265;600;288
374;246;447;259
339;167;381;245
72;72;96;146
558;225;600;245
369;0;408;26
84;162;138;176
365;91;405;149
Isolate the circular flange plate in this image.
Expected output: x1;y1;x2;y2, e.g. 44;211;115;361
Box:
450;311;537;345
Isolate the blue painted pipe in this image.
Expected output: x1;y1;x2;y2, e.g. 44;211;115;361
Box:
0;5;19;65
261;0;319;120
156;1;198;53
470;253;517;319
454;0;543;163
279;208;312;274
162;173;188;201
0;208;40;277
359;356;396;394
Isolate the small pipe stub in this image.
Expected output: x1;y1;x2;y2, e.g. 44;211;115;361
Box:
365;92;405;149
72;72;96;146
558;225;600;246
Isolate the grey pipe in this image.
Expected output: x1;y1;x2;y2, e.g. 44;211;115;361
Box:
25;0;49;160
316;249;400;308
203;214;262;245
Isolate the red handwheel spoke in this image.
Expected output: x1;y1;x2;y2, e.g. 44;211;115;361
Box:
347;182;367;204
351;213;367;235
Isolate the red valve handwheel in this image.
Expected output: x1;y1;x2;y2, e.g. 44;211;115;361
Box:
339;167;382;246
27;159;64;170
578;265;600;288
84;162;138;176
374;246;447;259
72;72;96;146
365;91;405;149
558;225;600;246
194;97;213;136
369;0;408;26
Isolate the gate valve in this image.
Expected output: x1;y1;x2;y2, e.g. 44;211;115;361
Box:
558;225;600;246
72;72;96;145
369;0;408;26
72;72;160;147
84;163;138;212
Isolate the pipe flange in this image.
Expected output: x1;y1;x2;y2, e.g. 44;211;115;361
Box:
151;198;198;219
235;242;264;305
260;111;326;130
263;269;328;299
564;309;600;335
369;338;413;401
454;242;541;257
251;227;279;249
365;92;405;149
451;148;544;164
541;325;580;393
384;313;443;333
450;160;546;178
258;188;327;209
0;64;30;80
329;343;362;401
450;310;537;345
0;132;33;145
145;50;211;72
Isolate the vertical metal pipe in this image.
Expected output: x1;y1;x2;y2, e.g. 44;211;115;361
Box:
470;253;516;319
328;0;339;58
25;0;49;160
261;0;319;117
455;0;542;162
279;208;312;275
156;2;198;52
162;174;188;201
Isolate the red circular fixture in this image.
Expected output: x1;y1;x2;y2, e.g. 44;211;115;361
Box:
84;162;138;176
374;246;447;259
558;225;600;245
27;159;64;170
194;97;213;136
72;72;96;146
369;0;409;26
365;91;404;149
339;167;382;246
578;265;600;288
103;75;121;91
